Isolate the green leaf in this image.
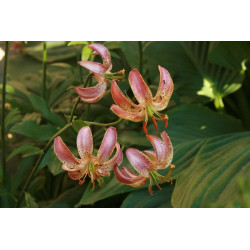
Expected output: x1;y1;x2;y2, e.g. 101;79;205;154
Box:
121;182;175;208
171;132;250;208
5;108;21;130
10;120;58;141
6;144;42;162
81;45;92;61
68;41;89;46
28;93;64;126
118;130;151;147
72;120;89;132
25;192;38;208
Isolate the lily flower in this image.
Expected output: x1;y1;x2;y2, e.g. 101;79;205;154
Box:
75;43;125;103
54;126;123;190
110;66;173;134
114;131;175;195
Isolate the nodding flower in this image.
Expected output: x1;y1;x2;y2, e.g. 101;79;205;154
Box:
54;126;123;190
114;131;175;195
110;66;173;134
75;43;125;103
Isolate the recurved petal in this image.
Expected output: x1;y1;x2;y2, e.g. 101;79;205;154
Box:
54;137;80;169
110;104;145;122
126;148;152;177
146;134;167;165
68;169;86;180
75;80;107;103
77;126;93;158
78;61;106;76
129;69;153;105
97;127;117;163
114;166;148;187
88;43;111;70
143;150;157;163
159;131;173;169
102;143;123;170
111;80;142;113
152;65;174;111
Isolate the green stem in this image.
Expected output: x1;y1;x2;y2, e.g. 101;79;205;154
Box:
138;41;143;73
85;117;123;127
1;41;9;188
15;122;72;208
69;73;92;123
42;41;47;100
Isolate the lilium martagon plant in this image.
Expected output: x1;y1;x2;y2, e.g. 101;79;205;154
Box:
54;126;123;189
75;43;125;103
114;131;175;195
110;65;173;134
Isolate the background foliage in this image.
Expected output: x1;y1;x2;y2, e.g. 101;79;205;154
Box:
0;41;250;208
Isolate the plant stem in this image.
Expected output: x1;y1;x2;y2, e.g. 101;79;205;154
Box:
42;41;47;100
138;41;143;73
15;122;72;208
1;41;9;188
69;73;92;123
85;117;123;127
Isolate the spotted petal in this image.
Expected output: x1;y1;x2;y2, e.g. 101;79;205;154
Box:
102;143;123;170
159;131;173;169
54;137;80;169
75;80;107;103
77;126;93;158
126;148;152;177
110;104;145;122
97;127;117;163
129;69;153;105
114;166;148;187
111;80;142;113
146;134;167;166
88;43;112;70
152;65;174;111
78;61;106;76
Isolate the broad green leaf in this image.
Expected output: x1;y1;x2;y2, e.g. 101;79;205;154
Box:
25;192;38;208
79;104;244;205
68;41;89;46
28;93;64;126
10;120;58;141
171;132;250;208
208;42;250;70
118;130;151;147
5;108;21;130
6;144;42;162
121;182;175;208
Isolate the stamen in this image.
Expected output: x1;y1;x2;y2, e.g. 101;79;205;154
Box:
160;114;168;128
97;177;104;186
143;122;149;135
152;116;158;134
92;180;96;191
148;185;153;195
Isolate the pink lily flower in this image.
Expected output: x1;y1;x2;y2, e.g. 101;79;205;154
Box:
54;126;123;190
110;66;173;134
75;43;125;103
114;131;175;195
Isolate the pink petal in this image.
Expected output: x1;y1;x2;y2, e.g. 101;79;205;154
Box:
88;43;111;70
77;126;93;158
54;137;80;169
78;61;106;76
159;131;173;169
111;80;142;113
129;69;153;105
114;166;148;187
75;80;107;103
102;143;123;170
68;169;86;180
97;127;117;163
143;150;157;163
146;134;167;165
125;148;152;177
110;104;145;122
152;65;174;111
